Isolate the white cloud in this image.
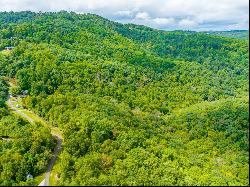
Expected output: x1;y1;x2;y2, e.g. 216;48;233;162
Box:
153;18;175;26
0;0;248;30
115;10;133;17
179;19;198;28
135;12;150;20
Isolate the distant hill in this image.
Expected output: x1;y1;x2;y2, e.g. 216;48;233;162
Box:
204;30;249;40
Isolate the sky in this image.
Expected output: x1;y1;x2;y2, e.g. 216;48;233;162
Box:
0;0;249;31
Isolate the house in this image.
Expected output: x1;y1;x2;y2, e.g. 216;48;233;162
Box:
26;174;33;180
23;90;28;95
5;46;14;51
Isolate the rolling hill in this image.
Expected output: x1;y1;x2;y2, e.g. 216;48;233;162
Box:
0;11;249;186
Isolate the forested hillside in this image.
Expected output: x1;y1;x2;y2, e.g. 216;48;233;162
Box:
0;11;249;186
205;30;249;40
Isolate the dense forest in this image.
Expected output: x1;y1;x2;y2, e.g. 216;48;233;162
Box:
0;11;249;186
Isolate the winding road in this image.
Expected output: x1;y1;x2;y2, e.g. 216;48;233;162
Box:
38;136;62;186
7;95;62;186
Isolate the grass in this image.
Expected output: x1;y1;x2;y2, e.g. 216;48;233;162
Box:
18;173;45;186
21;106;63;137
9;78;18;87
9;97;22;106
49;157;61;186
33;173;45;186
0;50;12;56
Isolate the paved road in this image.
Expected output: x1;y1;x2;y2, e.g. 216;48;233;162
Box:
39;135;62;186
7;95;62;186
38;135;62;186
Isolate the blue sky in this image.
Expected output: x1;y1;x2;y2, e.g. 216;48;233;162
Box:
0;0;249;31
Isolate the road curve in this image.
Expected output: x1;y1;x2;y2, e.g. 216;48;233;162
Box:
7;95;62;186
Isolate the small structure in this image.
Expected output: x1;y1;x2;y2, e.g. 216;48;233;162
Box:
5;46;14;51
26;174;33;180
16;104;20;108
22;90;28;95
0;136;11;141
